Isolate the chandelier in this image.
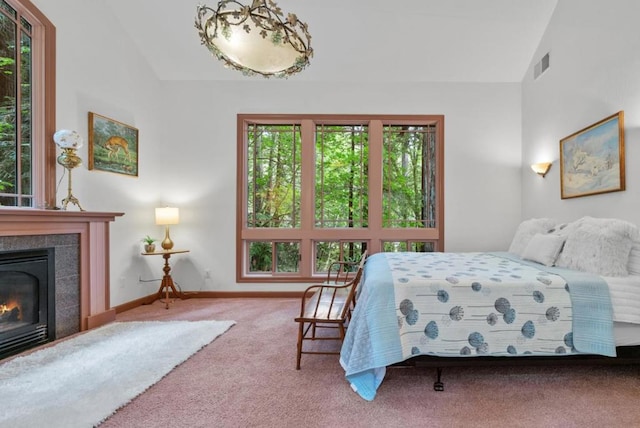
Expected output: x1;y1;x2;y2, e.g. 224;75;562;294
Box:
195;0;313;78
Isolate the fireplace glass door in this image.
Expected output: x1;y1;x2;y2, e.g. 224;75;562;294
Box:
0;267;41;332
0;248;55;359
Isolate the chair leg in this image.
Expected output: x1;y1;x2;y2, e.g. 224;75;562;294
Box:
296;321;304;370
338;322;346;341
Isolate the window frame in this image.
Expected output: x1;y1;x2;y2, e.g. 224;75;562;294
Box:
237;114;444;283
0;0;56;209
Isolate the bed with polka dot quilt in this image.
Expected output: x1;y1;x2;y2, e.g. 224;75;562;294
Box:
340;251;616;401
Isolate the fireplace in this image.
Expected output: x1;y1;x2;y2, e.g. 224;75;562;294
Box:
0;248;55;359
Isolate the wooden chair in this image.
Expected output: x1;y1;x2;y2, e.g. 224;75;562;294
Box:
295;251;367;369
324;256;360;285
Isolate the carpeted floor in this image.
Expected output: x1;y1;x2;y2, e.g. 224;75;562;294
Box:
99;297;640;427
0;320;233;427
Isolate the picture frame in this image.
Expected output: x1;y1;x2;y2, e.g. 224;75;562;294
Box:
559;111;625;199
88;112;139;177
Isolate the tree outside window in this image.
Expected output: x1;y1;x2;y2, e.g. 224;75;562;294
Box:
0;0;55;208
238;114;444;282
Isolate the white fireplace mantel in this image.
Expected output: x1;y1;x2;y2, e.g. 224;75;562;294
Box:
0;208;124;331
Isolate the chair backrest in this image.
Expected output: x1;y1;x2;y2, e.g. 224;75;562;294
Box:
337;264;364;320
357;250;368;271
325;249;368;285
302;250;368;322
338;250;367;319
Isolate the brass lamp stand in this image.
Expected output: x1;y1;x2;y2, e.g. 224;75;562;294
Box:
53;129;85;211
57;147;84;211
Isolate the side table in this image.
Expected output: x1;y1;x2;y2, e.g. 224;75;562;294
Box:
141;249;190;309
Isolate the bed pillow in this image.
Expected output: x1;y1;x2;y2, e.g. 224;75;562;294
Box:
555;217;639;276
548;218;584;238
521;233;566;266
508;218;557;257
628;242;640;275
552;218;587;267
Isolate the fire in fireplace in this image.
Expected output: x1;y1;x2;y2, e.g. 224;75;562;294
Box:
0;248;55;359
1;298;21;323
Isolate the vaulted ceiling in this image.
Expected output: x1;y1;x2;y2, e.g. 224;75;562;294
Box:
106;0;558;82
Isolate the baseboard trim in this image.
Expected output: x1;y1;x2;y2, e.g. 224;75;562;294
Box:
187;291;304;298
114;296;151;314
113;291;304;314
86;308;116;330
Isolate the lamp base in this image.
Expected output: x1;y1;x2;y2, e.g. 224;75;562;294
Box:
58;151;84;211
161;225;174;250
61;193;84;211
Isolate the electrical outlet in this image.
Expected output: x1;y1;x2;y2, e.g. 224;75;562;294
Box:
204;269;211;279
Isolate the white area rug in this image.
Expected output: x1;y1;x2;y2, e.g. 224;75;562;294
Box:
0;320;235;427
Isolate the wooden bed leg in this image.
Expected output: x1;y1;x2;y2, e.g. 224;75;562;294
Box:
434;367;444;391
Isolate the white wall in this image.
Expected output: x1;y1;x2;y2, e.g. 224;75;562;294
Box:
32;0;168;304
159;81;522;293
33;1;523;303
522;0;640;225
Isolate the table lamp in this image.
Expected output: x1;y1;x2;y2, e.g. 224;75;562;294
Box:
155;207;179;250
53;129;84;211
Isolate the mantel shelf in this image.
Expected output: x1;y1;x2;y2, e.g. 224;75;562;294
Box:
0;207;124;331
0;207;123;222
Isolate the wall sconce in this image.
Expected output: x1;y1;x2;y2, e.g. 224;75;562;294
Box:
155;207;180;250
531;162;552;178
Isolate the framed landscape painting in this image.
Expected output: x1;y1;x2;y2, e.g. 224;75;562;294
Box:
88;112;139;176
559;111;625;199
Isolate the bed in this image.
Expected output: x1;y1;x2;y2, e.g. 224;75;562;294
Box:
339;216;640;400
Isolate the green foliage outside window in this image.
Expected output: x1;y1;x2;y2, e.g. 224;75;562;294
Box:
248;241;300;273
383;125;437;228
315;241;366;273
315;125;368;228
0;5;32;206
243;118;440;276
247;124;301;228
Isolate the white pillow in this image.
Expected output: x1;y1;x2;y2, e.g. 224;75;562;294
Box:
555;217;639;276
521;233;566;266
508;218;557;257
548;218;584;238
628;242;640;275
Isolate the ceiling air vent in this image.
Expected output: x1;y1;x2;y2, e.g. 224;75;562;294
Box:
534;52;550;79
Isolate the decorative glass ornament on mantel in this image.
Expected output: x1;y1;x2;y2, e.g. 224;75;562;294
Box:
53;129;85;211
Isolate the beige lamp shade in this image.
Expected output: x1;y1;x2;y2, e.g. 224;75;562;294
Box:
155;207;179;225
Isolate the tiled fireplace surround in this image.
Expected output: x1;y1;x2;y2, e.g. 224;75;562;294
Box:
0;209;123;338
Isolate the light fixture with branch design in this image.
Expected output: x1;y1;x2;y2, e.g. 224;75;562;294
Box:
195;0;313;78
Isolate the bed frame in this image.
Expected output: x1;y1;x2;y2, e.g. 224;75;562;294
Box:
393;345;640;391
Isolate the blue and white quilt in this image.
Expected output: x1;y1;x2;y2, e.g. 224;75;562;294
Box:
340;252;616;401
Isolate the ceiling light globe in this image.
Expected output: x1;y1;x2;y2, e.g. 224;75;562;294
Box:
195;1;312;78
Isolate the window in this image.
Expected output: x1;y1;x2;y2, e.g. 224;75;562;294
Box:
237;114;444;282
0;0;55;208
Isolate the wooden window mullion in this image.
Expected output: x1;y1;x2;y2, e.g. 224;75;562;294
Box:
367;120;383;254
299;119;315;277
